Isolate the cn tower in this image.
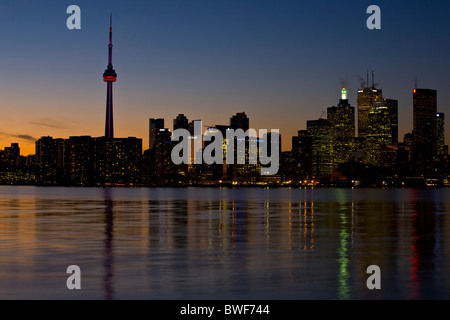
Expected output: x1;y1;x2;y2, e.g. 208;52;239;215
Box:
103;14;117;139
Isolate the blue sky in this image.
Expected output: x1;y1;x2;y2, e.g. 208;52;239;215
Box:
0;0;449;154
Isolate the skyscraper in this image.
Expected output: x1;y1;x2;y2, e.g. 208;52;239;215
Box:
35;136;64;185
413;88;437;174
292;130;313;178
103;15;117;139
327;88;355;167
365;100;394;166
384;99;399;145
435;112;448;175
307;118;333;177
357;79;382;139
149;118;164;150
173;114;189;131
436;113;446;156
63;136;95;186
230;112;249;131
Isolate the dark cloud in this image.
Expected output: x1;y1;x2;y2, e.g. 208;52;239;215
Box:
30;118;71;130
15;134;36;142
0;130;36;142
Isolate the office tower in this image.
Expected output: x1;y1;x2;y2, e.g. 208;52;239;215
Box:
327;88;355;167
413;88;437;174
328;89;355;138
260;131;281;177
230;112;249;131
435;113;448;175
103;15;117;139
227;113;260;183
397;133;415;173
292;130;313;179
436;113;446;156
357;75;382;138
149;118;164;149
307;118;333;177
384;99;399;145
173;114;189;131
365;99;395;166
188;120;203;164
153;129;177;183
202;127;226;182
35;136;64;185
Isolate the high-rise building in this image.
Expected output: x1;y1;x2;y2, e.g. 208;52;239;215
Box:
173;114;189;131
436;113;446;156
64;136;95;186
385;99;399;145
3;143;20;168
230;112;249;131
149;118;164;150
307;118;333;177
103;15;117;139
365;99;396;166
413;88;437;174
108;137;142;185
396;133;415;175
327;88;355;168
435;112;448;175
188;120;203;165
357;85;382;139
153;129;177;183
292;130;313;179
260;131;281;177
35;136;64;185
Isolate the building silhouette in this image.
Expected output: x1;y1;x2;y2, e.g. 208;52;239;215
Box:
307;118;333;178
35;137;64;185
365;99;396;166
436;113;446;156
357;79;383;139
292;130;313;179
230;112;249;131
36;136;142;186
149;118;165;150
173;114;189;131
413;88;437;174
327;88;355;168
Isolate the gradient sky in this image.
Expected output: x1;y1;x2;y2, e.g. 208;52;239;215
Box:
0;0;449;155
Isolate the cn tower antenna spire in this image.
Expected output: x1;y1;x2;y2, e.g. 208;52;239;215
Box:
108;14;113;66
103;14;117;139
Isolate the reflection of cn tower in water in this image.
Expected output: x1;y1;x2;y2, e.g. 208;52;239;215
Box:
103;14;117;139
103;188;114;300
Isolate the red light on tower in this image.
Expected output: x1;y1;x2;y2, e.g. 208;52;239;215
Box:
103;76;117;82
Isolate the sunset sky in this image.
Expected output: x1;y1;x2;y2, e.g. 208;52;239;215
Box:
0;0;449;155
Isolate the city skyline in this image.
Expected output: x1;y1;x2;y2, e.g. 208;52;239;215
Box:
0;0;450;156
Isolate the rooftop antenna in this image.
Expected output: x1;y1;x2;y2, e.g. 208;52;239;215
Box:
366;70;369;89
372;69;375;88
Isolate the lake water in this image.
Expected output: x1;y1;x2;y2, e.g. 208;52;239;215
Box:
0;186;449;300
